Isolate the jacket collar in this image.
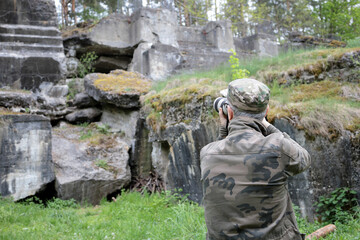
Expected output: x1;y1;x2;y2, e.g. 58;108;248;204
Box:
228;116;267;136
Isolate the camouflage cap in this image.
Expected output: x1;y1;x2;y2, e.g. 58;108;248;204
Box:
226;78;270;113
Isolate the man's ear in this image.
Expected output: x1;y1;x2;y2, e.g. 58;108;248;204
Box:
228;106;234;121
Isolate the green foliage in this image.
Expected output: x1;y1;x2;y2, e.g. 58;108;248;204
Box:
96;124;110;135
314;0;360;40
77;51;98;78
347;38;360;48
79;129;93;140
95;159;109;169
46;198;79;210
315;187;359;223
78;122;90;128
228;49;250;80
66;78;78;100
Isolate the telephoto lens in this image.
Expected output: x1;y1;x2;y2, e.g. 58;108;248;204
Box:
213;97;229;116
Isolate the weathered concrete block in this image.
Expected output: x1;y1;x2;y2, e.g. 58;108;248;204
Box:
52;124;131;205
203;21;235;52
143;43;182;80
84;70;151;109
0;114;54;200
100;105;139;139
0;0;57;26
65;107;102;124
274;118;360;220
234;33;279;57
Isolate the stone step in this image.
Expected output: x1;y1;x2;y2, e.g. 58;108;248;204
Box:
0;33;62;45
0;42;64;53
0;50;65;59
0;24;60;37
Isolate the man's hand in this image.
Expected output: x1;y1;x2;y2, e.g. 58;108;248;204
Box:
219;108;228;127
261;117;270;128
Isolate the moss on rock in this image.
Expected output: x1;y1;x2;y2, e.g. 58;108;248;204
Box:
94;70;151;94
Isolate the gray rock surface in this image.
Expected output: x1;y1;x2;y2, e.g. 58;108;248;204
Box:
63;8;247;81
0;0;66;91
273;118;360;220
52;124;131;205
234;33;279;57
100;105;139;139
65;57;81;78
84;71;151;109
0;90;35;108
74;93;98;109
65;107;102;123
38;82;69;98
142;43;182;80
0;0;57;26
203;21;235;52
93;56;130;72
144;95;218;203
0;114;54;201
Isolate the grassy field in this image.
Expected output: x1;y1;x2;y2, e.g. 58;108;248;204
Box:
0;191;359;240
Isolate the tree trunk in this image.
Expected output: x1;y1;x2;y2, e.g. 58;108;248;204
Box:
61;0;65;27
215;0;217;20
184;0;190;26
71;0;76;24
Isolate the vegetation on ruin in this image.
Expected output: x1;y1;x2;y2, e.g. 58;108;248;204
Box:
0;190;359;240
94;70;151;94
0;108;26;116
145;40;360;139
315;187;359;224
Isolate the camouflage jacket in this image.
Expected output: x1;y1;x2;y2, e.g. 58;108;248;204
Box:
200;116;311;240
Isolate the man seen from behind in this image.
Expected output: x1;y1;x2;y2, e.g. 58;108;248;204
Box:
200;78;311;240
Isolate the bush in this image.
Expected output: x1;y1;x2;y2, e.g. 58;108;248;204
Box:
315;187;359;223
46;198;79;209
77;51;98;78
228;49;250;80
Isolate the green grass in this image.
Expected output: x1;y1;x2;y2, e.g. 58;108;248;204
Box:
0;191;206;240
0;192;359;240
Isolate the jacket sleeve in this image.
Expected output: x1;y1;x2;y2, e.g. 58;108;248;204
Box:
281;132;311;176
217;125;228;140
265;124;281;135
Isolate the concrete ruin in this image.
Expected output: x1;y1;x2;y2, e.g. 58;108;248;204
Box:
0;0;66;90
63;8;279;81
0;114;54;201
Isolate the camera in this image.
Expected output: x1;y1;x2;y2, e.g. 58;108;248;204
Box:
213;97;229;116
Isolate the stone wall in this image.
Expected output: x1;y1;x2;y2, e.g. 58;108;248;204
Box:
274;119;359;220
64;9;239;81
0;0;66;90
234;33;279;57
0;0;57;26
0;114;54;201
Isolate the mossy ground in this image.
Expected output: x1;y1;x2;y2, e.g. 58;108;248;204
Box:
145;44;360;139
0;108;26;116
94;70;151;94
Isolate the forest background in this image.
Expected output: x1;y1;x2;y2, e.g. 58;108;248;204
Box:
57;0;360;42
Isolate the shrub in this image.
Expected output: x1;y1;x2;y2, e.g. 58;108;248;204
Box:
77;51;98;78
46;198;79;209
315;187;359;223
228;49;250;80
